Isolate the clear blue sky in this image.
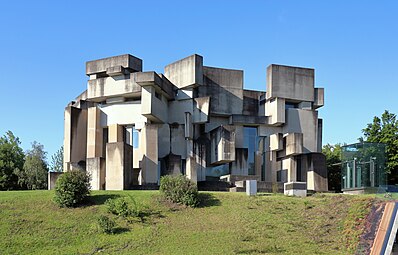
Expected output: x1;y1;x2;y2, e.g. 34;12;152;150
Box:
1;0;397;159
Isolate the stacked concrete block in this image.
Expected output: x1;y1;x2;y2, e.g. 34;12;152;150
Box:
59;53;327;192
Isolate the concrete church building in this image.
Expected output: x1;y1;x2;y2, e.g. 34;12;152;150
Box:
60;53;327;192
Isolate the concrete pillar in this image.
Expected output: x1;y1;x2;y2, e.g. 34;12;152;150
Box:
186;157;197;182
284;157;297;182
267;150;278;183
63;107;71;171
255;151;262;177
139;124;158;184
108;124;124;143
141;86;152;116
307;171;315;191
63;105;88;171
106;142;124;190
184;112;193;139
86;106;105;190
87;106;103;158
186;139;197;182
105;143;134;190
87;157;105;190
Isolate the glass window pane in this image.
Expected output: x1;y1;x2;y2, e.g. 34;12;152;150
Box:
133;127;139;148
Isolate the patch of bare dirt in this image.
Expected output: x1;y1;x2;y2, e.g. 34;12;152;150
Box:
356;201;385;255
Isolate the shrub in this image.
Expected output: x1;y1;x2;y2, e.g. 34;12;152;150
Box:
105;195;146;219
53;170;90;207
97;215;116;234
159;174;199;207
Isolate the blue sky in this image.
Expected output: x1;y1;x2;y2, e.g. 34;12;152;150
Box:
0;0;397;158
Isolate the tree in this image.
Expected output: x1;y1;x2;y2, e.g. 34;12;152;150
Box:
18;141;49;190
323;143;342;192
0;131;25;190
50;146;63;172
362;110;398;184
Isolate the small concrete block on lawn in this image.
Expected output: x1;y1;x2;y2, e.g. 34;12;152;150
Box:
284;182;307;197
246;180;257;196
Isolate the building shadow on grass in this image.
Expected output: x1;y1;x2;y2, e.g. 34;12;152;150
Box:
197;193;222;208
88;194;122;206
113;227;130;234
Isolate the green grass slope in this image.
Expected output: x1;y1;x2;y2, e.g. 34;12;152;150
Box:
0;191;372;255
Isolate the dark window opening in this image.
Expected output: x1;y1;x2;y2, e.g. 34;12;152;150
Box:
285;102;298;110
155;91;161;100
102;127;108;156
297;157;302;181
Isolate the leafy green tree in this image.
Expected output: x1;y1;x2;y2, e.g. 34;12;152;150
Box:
50;146;63;172
362;110;398;184
323;143;342;192
0;131;25;190
18;141;49;190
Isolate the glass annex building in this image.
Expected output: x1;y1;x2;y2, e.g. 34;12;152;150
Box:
341;142;386;191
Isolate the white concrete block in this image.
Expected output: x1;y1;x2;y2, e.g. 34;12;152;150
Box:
246;180;257;196
284;182;307;197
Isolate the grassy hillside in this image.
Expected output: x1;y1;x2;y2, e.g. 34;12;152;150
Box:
0;191;373;255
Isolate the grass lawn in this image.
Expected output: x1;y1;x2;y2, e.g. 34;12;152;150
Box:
0;190;373;255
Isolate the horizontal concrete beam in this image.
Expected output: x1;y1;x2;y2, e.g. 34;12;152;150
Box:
86;54;142;75
87;74;142;102
135;71;175;99
229;115;268;125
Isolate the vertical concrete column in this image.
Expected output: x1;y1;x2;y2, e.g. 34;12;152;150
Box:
255;152;262;177
262;136;271;182
284;157;297;182
307;172;315;190
86;106;104;190
140;124;158;184
108;124;124;143
63;107;72;172
141;86;153;116
268;150;278;182
105;124;126;190
195;142;207;182
184;112;193;139
87;106;103;158
186;139;197;182
317;119;323;153
265;98;285;125
106;142;124;190
184;112;197;182
63;105;88;171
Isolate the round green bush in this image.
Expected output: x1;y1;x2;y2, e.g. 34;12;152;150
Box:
97;215;116;234
53;170;91;207
159;174;199;207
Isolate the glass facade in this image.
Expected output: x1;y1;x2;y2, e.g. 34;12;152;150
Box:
132;127;139;148
125;126;139;148
341;142;386;190
244;127;257;175
206;164;229;178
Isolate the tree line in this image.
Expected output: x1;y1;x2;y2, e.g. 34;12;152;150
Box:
324;110;398;191
0;131;63;190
